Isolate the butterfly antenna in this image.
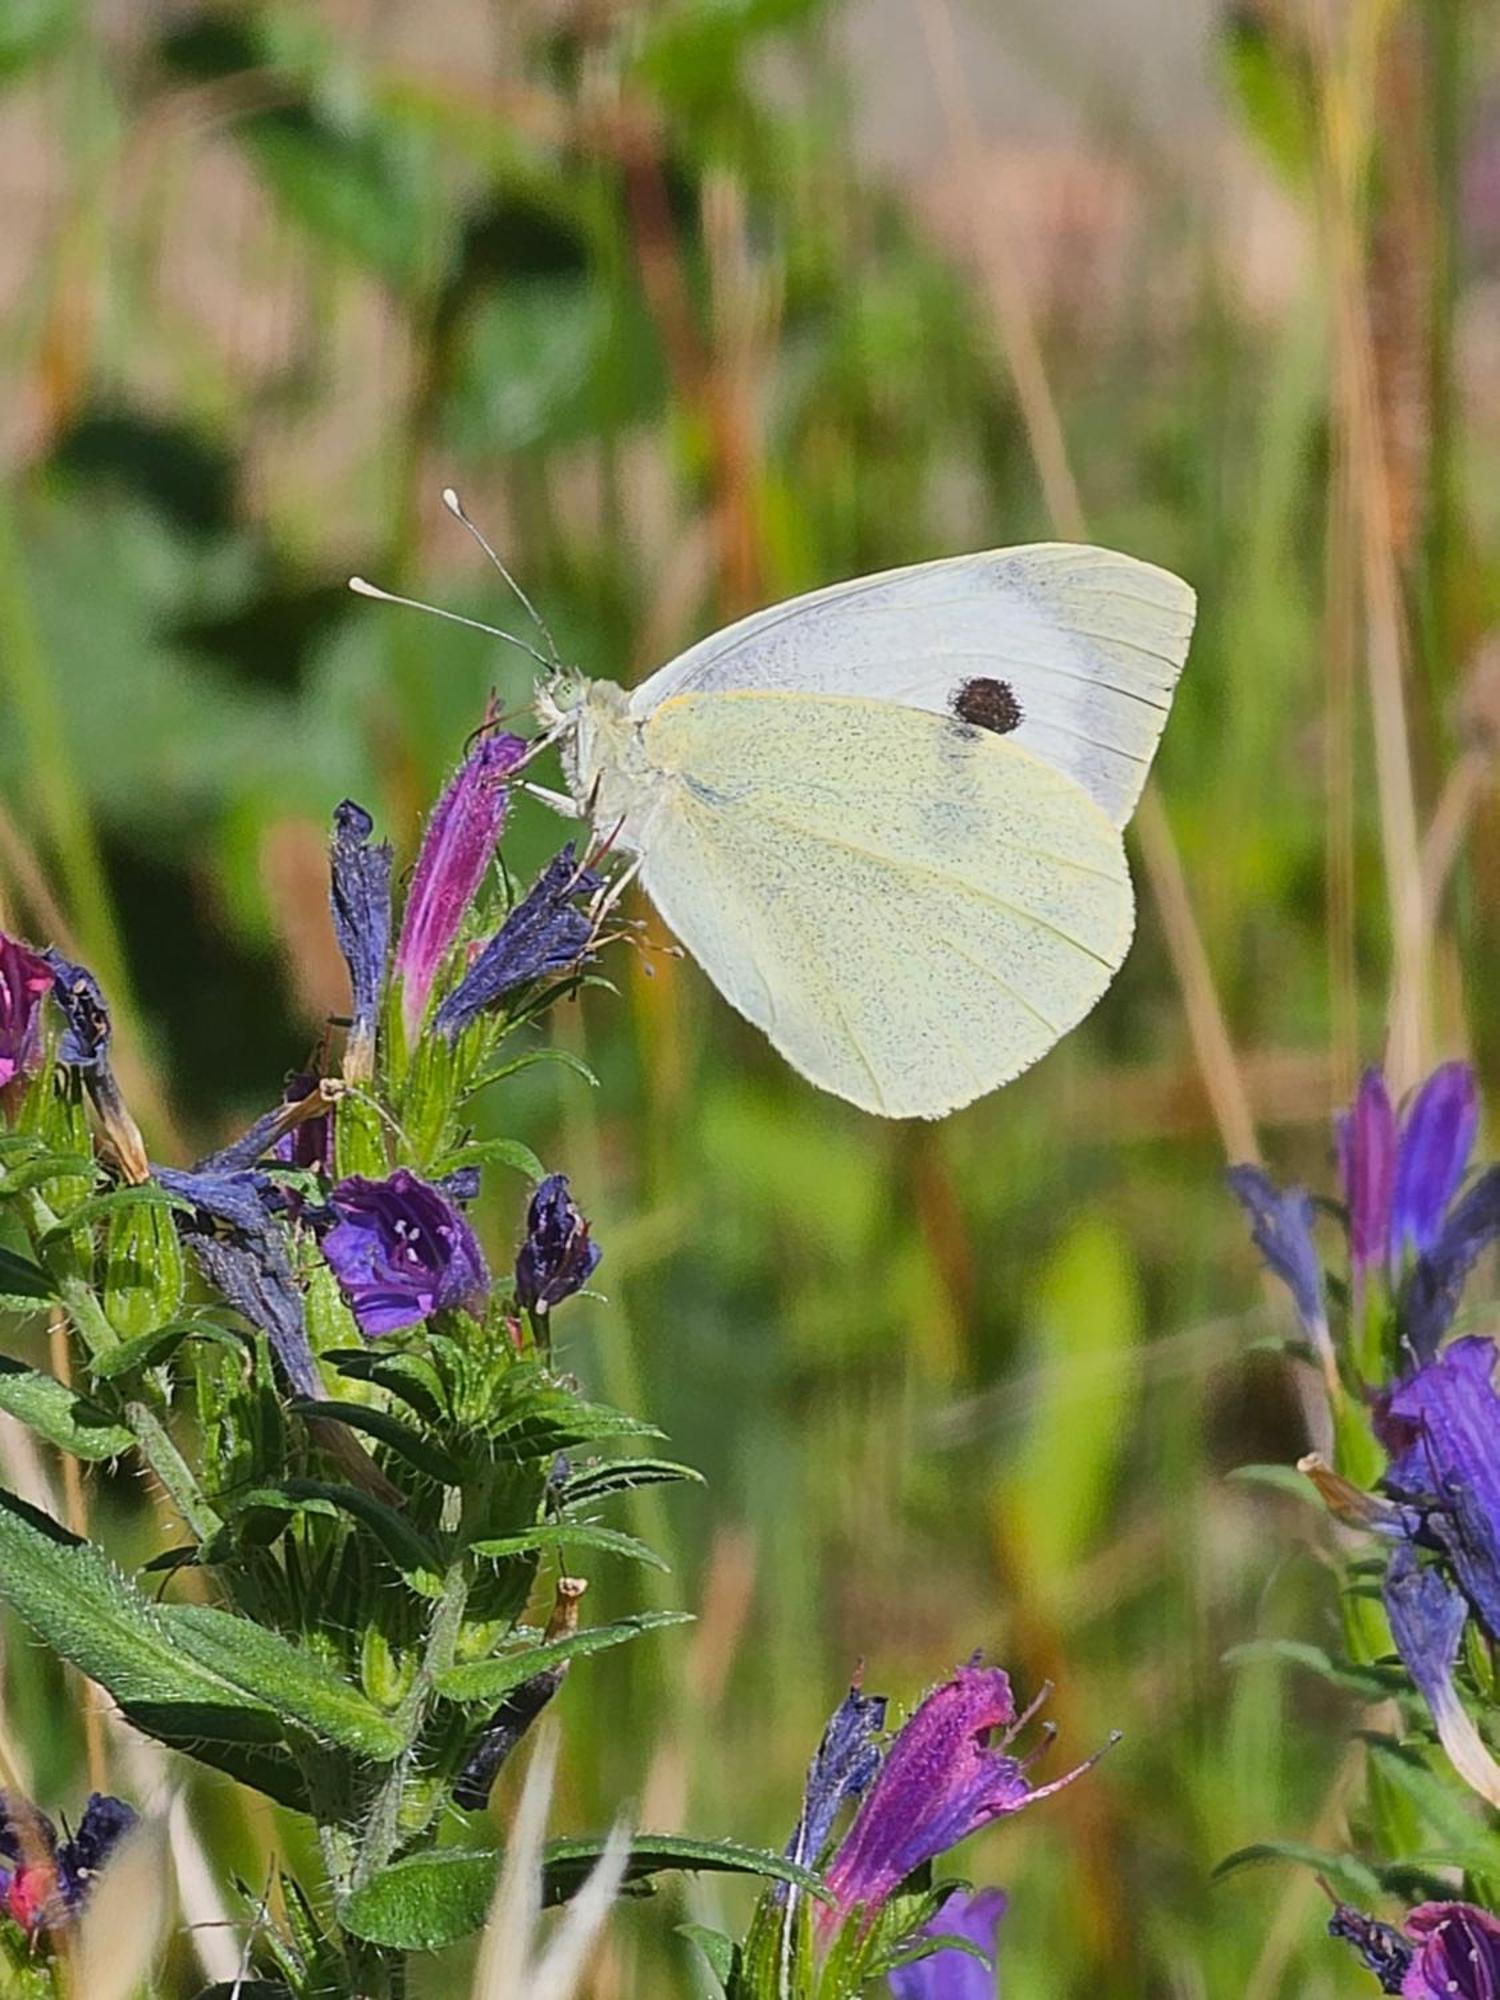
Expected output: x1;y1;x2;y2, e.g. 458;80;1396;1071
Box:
442;486;562;668
347;576;551;672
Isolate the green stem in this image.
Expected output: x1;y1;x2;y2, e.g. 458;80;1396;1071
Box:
124;1399;222;1543
15;1185;117;1360
352;1560;470;1889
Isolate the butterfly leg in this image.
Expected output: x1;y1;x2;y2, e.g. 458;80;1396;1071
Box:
519;780;583;817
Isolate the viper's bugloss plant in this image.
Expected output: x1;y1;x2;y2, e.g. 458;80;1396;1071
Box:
1230;1062;1500;1986
0;725;828;1999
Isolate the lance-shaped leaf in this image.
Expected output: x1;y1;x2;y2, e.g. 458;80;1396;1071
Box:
436;1610;694;1705
0;1487;403;1758
0;1243;55;1307
470;1523;669;1572
291;1397;463;1485
0;1356;133;1460
339;1836;828;1951
560;1458;704;1506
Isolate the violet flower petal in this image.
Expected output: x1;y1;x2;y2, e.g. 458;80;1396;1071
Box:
1383;1545;1500;1810
56;1795;137;1911
783;1682;889;1885
329;800;392;1082
43;950;148;1181
1378;1337;1500;1639
0;935;54;1091
434;845;600;1040
1328;1905;1414;1993
1391;1064;1479;1271
322;1168;490;1337
1227;1166;1334;1381
1401;1167;1500;1365
888;1887;1006;2000
1401;1902;1500;1999
514;1173;601;1315
1339;1068;1398;1280
163;1166;319;1395
822;1665;1090;1930
396;731;526;1039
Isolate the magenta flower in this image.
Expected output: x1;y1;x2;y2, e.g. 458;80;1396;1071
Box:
322;1168;489;1336
887;1887;1006;2000
1333;1898;1500;1996
821;1664;1105;1933
395;728;527;1040
0;934;52;1092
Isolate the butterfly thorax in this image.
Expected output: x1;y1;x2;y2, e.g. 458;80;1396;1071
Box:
537;673;662;855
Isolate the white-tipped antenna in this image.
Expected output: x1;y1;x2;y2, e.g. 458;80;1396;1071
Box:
348;575;551;672
442;486;561;668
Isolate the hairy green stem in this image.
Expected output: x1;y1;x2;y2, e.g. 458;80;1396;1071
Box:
15;1186;118;1359
124;1399;222;1543
352;1559;470;1890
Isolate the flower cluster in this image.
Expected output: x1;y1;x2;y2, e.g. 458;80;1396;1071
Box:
1232;1059;1500;1979
0;1792;136;1938
756;1655;1107;1992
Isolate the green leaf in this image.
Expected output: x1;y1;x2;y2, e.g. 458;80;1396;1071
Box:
0;1357;133;1459
92;1315;244;1381
1363;1735;1500;1865
0;1244;55;1304
561;1458;705;1505
487;1384;661;1462
292;1398;463;1484
1222;1637;1405;1701
0;1152;95;1196
103;1198;185;1340
37;1183;190;1245
339;1836;825;1950
878;1930;991;1975
431;1138;545;1183
1212;1840;1381;1903
467;1047;599;1096
678;1923;738;1989
326;1348;448;1424
273;1477;444;1582
1225;1463;1320;1505
436;1609;694;1703
160;1604;405;1759
470;1522;669;1571
0;1485;281;1742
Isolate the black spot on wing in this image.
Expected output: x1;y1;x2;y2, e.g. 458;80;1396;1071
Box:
951;677;1023;734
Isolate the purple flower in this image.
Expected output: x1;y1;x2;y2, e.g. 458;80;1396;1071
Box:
0;934;53;1092
395;728;527;1040
1400;1903;1500;1998
434;845;600;1040
784;1680;888;1884
0;1791;136;1933
1333;1900;1500;1998
158;1165;319;1394
1378;1336;1500;1640
1338;1070;1398;1283
43;951;149;1183
888;1887;1006;2000
1228;1165;1334;1387
1401;1170;1500;1365
1338;1064;1494;1361
329;801;392;1083
1383;1545;1500;1810
322;1168;490;1336
821;1664;1105;1933
514;1174;600;1316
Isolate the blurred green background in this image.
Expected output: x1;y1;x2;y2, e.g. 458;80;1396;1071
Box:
3;0;1500;1993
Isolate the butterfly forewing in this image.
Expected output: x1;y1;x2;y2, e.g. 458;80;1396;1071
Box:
627;545;1195;829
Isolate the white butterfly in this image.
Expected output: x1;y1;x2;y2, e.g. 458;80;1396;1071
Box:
357;504;1195;1120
